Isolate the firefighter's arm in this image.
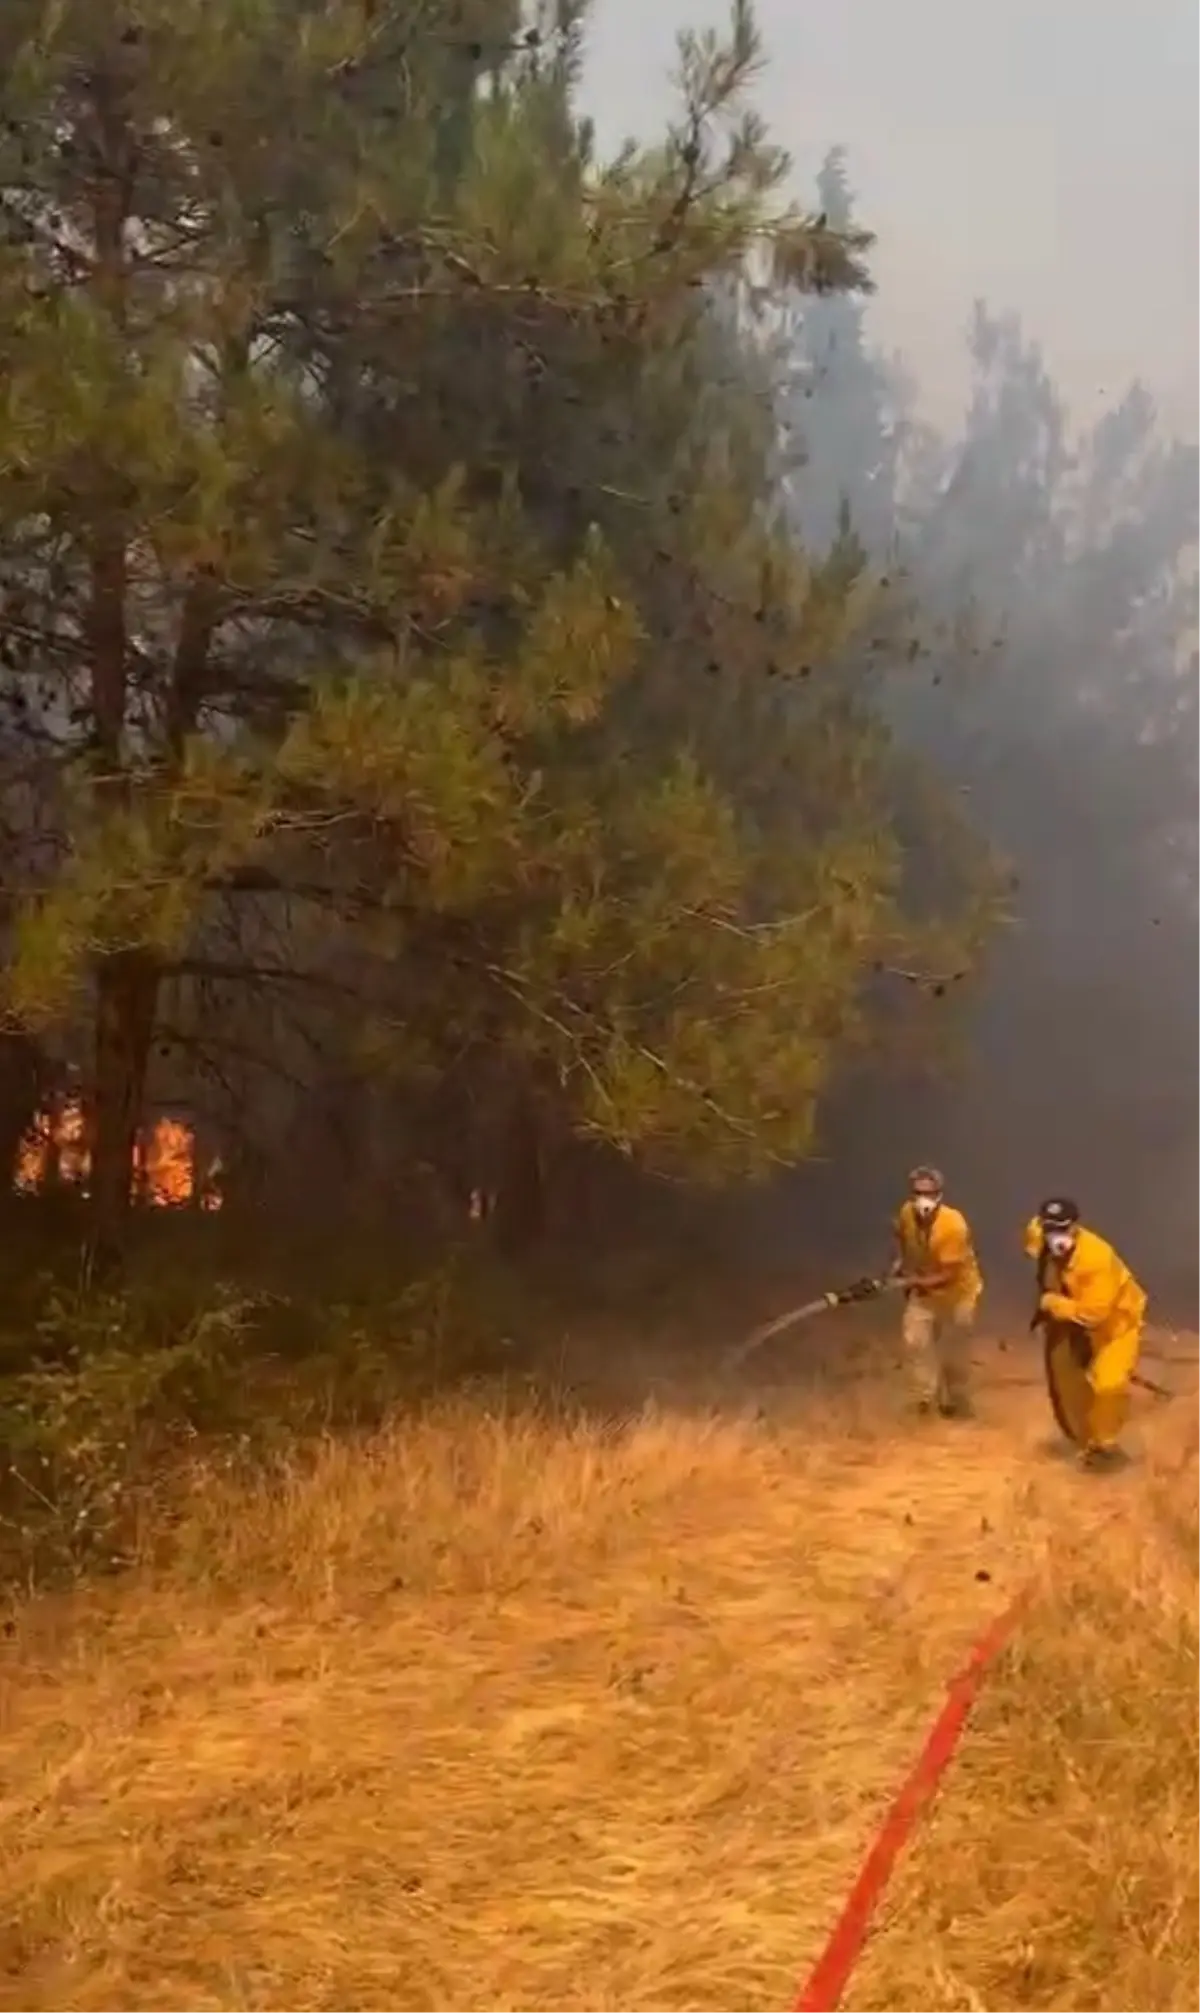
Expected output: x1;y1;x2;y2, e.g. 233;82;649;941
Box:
1040;1255;1118;1330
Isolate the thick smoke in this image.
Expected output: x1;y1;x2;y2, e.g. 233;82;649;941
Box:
757;149;1198;1318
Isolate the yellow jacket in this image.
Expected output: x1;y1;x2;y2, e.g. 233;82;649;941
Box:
1023;1219;1147;1347
894;1200;983;1313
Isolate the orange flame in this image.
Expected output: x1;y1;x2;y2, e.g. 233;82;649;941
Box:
134;1117;193;1207
14;1098;223;1210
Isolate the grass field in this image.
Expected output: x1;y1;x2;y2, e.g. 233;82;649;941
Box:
0;1329;1195;2012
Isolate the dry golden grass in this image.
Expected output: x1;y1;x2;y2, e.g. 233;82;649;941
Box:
0;1340;1194;2013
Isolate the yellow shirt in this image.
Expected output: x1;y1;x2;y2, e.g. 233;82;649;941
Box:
1024;1220;1147;1347
894;1200;983;1313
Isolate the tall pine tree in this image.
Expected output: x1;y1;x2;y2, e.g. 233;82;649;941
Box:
0;1;989;1258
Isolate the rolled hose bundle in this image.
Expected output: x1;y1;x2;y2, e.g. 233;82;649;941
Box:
1034;1314;1175;1442
1039;1317;1095;1445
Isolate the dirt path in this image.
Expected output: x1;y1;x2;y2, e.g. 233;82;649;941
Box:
703;1333;1166;1974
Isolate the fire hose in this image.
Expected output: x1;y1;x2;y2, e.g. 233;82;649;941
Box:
725;1274;1178;1412
724;1272;904;1375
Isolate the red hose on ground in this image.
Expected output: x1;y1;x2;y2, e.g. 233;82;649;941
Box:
792;1585;1033;2013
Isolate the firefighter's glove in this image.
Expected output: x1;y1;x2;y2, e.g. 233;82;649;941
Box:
1039;1291;1078;1324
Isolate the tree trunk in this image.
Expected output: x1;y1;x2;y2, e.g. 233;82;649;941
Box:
87;948;160;1275
0;1029;41;1198
494;1094;547;1257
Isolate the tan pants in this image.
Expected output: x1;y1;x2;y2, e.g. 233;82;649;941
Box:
901;1295;975;1409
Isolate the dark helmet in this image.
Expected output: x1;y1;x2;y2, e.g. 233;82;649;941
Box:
908;1164;944;1195
1038;1196;1080;1232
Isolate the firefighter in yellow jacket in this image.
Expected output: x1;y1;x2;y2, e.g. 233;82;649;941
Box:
1025;1197;1147;1465
891;1165;983;1418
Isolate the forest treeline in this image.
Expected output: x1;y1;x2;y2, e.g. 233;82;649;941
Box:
0;0;1194;1276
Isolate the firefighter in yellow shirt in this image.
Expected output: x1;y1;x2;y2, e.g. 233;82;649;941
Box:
1025;1197;1147;1466
891;1165;983;1417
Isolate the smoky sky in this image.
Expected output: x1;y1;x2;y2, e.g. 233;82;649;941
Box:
581;0;1199;442
584;0;1198;1317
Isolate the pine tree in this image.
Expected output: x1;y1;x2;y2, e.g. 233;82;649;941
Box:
0;0;985;1258
775;147;903;559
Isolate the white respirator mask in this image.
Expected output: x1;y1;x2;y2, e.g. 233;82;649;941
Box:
912;1192;941;1221
1045;1228;1076;1259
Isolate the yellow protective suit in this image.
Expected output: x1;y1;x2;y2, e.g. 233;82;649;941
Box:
1024;1218;1147;1450
895;1201;983;1313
